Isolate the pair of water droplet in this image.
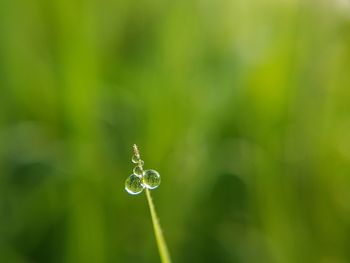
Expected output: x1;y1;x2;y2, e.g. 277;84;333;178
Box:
125;151;161;195
125;169;161;195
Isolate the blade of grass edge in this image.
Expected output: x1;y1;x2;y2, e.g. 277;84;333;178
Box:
145;189;172;263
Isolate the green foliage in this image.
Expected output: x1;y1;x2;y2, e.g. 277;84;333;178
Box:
0;0;350;262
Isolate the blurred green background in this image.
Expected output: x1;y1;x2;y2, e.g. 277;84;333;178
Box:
1;0;350;262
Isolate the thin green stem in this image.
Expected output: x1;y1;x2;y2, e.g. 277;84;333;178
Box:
145;189;172;263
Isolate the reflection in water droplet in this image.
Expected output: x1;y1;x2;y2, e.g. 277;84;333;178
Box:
143;170;161;189
132;155;140;164
133;166;144;176
125;174;144;195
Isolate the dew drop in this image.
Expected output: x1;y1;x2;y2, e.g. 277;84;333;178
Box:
125;174;144;195
132;155;140;164
143;170;161;189
133;166;144;176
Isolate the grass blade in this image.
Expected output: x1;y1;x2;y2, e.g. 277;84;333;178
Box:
145;189;172;263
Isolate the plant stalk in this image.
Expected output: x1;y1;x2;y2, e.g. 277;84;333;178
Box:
145;189;172;263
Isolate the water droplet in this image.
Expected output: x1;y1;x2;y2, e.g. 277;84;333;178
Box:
125;174;144;195
132;155;140;163
143;170;161;189
133;166;144;176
